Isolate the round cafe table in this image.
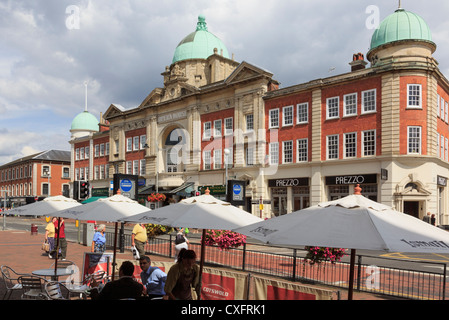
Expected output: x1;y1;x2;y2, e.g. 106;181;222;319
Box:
32;268;74;281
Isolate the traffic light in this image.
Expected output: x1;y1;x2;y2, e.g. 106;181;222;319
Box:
79;181;90;199
190;191;201;197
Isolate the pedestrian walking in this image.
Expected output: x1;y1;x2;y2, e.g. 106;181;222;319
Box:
91;224;106;253
174;228;189;262
53;217;67;260
44;217;56;258
132;223;148;258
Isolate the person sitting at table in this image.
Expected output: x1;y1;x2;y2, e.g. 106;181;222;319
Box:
139;255;167;299
90;261;143;300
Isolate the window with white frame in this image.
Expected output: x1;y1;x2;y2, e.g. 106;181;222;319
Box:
126;138;132;152
75;148;79;161
100;165;105;180
444;138;448;161
437;133;440;157
214;149;222;169
62;167;69;179
269;142;279;165
283;140;293;163
100;143;105;156
245;114;254;132
407;84;422;108
203;122;211;139
440;96;445;117
327;135;339;159
214;119;222;137
167;148;178;173
80;167;84;180
269;109;279;128
133;137;139;151
225;117;233;135
94;166;99;180
105;164;109;179
204;150;211;170
297;103;308;124
441;135;445;159
344;132;357;158
362;130;376;156
126;161;132;174
80;147;84;160
444;101;448;123
297;138;308;162
246;147;254;166
407;126;421;154
282;106;293;126
140;159;146;175
133;160;139;175
85;146;89;159
104;143;108;156
362;89;376;113
140;135;146;149
344;93;357;116
326;97;339;119
437;94;441;118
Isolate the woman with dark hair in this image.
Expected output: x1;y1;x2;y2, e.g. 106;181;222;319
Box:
164;248;200;300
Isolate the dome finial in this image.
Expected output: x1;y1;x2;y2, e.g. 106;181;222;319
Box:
84;80;89;112
196;14;207;31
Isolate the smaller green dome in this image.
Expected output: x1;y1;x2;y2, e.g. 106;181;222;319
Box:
172;15;230;64
71;111;99;132
370;9;434;51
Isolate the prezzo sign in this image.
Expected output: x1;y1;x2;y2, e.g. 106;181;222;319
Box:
325;174;377;185
268;177;309;188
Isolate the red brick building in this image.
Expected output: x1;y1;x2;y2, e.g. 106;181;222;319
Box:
0;150;71;207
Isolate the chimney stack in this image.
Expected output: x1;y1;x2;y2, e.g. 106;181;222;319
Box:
349;53;367;71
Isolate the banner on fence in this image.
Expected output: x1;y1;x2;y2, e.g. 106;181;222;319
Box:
252;276;333;300
201;267;249;300
82;252;113;282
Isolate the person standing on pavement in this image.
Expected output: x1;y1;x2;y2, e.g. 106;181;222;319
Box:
132;223;147;258
139;255;167;299
174;228;189;262
53;217;67;260
91;224;106;253
45;217;57;258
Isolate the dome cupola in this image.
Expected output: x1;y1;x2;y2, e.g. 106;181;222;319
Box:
172;15;230;64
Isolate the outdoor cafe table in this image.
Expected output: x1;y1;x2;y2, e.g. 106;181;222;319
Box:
32;268;74;281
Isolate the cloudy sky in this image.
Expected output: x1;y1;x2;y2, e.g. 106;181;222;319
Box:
1;0;449;165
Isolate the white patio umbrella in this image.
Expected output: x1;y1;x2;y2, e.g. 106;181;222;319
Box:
52;192;150;280
6;195;81;216
119;189;263;299
234;185;449;300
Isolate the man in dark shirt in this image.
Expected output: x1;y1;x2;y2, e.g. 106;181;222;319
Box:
90;261;143;300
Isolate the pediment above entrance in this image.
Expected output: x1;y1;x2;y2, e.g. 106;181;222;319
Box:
225;61;274;85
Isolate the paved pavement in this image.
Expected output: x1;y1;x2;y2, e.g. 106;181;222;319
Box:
0;229;400;301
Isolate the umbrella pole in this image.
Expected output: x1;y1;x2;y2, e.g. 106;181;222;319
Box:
112;222;118;281
198;229;207;300
348;249;356;300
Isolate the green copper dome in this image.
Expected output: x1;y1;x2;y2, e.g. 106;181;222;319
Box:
172;15;230;64
370;9;434;51
71;111;99;132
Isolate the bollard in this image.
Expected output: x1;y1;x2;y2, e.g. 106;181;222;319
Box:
31;224;38;235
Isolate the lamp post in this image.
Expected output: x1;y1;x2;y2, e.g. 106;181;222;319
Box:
224;148;230;199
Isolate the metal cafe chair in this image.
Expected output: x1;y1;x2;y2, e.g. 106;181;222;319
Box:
44;281;71;300
17;275;48;300
1;265;25;300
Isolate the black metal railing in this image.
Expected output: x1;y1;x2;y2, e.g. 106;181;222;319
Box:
105;231;447;300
